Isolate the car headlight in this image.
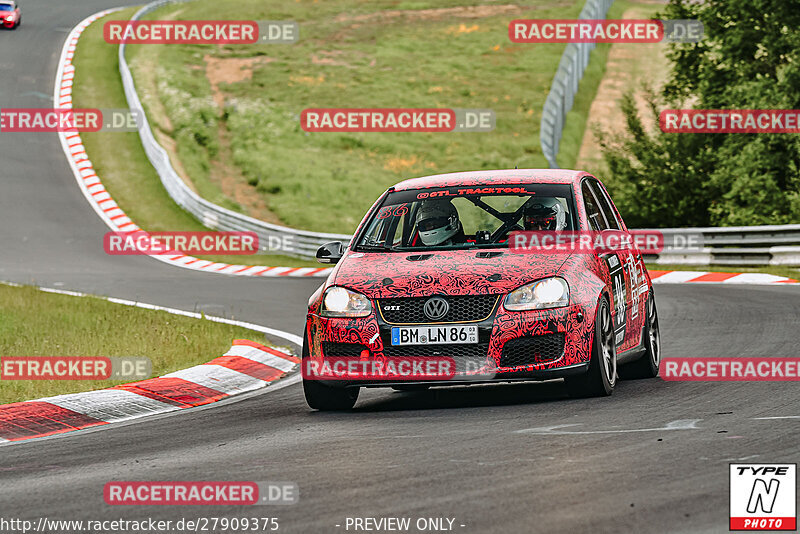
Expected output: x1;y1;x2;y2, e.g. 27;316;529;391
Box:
504;277;569;311
320;286;372;318
5;16;12;21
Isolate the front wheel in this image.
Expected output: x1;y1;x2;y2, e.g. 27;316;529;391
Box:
565;297;616;397
303;379;359;411
301;331;359;410
619;291;661;379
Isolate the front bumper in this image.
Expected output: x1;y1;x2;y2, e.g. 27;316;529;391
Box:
305;296;594;387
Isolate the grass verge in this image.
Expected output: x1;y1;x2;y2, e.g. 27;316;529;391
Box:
0;283;275;404
123;0;617;234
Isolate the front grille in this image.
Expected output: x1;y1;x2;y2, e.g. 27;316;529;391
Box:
377;294;499;324
383;343;490;374
499;334;565;368
322;342;368;357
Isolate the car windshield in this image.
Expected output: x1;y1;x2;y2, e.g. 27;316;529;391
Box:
355;183;576;252
0;4;14;11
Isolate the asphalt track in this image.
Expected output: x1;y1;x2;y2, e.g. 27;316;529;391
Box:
1;2;799;533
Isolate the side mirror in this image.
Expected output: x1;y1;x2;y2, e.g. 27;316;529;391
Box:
316;241;344;264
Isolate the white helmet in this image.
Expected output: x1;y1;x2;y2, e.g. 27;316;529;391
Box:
416;200;461;246
523;197;567;231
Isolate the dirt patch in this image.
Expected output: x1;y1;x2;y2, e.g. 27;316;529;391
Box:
129;46;201;193
200;56;284;223
203;55;273;110
575;0;670;174
209;126;285;226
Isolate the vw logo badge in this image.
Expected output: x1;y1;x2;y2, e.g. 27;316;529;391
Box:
423;296;449;321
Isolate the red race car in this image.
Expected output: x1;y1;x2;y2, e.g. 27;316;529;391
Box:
303;169;660;410
0;1;20;29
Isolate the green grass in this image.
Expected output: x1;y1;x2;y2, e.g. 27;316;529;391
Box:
646;264;800;281
71;9;318;268
0;283;278;405
125;0;618;234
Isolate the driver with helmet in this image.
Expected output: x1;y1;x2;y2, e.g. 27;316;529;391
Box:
414;200;466;246
523;198;568;231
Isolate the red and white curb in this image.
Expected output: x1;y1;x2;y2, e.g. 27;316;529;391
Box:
649;270;798;285
0;282;303;445
55;10;331;279
0;339;298;443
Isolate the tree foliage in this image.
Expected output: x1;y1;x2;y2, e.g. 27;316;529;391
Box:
598;0;800;227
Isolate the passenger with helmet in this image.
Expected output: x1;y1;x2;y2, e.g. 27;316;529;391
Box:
414;200;466;246
523;198;568;231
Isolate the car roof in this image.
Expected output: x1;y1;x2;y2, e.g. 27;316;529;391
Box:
391;169;591;191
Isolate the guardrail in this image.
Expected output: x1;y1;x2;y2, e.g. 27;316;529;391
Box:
119;0;351;260
641;225;800;266
539;0;615;168
117;1;799;267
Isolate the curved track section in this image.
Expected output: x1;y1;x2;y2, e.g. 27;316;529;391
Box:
0;0;321;336
1;3;799;533
2;284;799;533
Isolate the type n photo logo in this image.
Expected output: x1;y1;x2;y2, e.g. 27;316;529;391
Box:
730;464;796;531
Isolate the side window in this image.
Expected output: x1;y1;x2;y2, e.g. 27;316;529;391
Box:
589;180;621;231
581;181;608;231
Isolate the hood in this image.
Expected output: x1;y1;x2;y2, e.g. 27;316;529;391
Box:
332;249;572;299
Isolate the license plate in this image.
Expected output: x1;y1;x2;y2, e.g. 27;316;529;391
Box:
391;325;478;346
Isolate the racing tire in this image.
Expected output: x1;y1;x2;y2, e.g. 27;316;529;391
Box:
619;291;661;379
301;332;359;410
564;297;616;398
303;379;359;411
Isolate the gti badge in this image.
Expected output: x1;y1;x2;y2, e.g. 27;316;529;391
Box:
423;296;449;321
